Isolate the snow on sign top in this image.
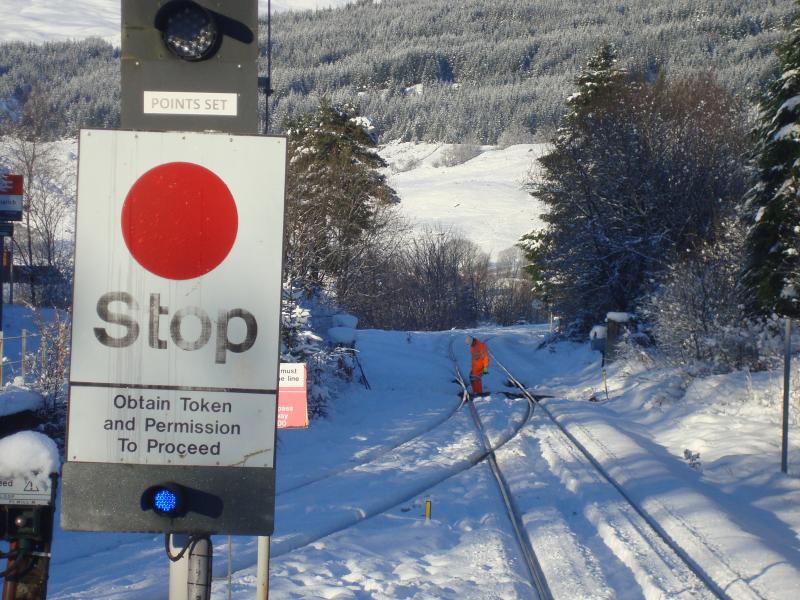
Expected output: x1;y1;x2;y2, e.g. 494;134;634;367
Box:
606;312;631;323
0;431;59;477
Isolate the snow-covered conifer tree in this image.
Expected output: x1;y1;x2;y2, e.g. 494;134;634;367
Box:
521;45;748;332
742;5;800;317
283;100;398;301
561;42;626;134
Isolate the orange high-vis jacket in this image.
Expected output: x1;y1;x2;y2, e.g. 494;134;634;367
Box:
470;339;489;376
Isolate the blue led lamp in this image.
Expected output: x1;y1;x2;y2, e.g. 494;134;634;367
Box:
142;483;188;517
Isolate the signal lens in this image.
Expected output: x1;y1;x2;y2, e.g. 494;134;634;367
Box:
142;483;187;517
156;1;220;62
153;489;179;514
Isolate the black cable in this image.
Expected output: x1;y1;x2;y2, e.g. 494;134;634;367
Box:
165;533;195;563
164;533;211;563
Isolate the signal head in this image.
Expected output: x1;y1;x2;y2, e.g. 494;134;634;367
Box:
155;1;220;62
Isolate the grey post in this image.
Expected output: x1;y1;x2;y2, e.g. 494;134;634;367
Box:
187;537;212;600
20;328;27;380
782;318;791;474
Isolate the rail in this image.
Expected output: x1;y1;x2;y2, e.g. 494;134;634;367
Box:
488;348;730;600
450;339;553;600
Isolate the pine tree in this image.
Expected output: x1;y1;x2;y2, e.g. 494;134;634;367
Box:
283;100;398;299
742;6;800;317
519;44;632;330
561;42;626;134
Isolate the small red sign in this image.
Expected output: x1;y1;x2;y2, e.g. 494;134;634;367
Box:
0;174;24;221
0;174;23;196
278;363;309;429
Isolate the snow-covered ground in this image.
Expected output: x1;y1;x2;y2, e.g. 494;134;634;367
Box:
2;324;792;599
381;142;547;258
0;0;361;45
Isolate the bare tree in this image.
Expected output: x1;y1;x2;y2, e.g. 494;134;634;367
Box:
1;86;74;306
487;246;540;325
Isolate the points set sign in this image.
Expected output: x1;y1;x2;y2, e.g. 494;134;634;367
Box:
62;129;286;535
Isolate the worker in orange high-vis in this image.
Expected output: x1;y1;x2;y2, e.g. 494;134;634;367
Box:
466;335;489;396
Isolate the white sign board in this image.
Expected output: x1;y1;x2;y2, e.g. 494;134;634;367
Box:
68;129;286;468
143;91;238;116
0;475;51;506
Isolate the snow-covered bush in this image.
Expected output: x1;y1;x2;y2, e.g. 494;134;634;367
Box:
30;309;70;444
641;218;785;371
281;286;332;419
433;144;481;167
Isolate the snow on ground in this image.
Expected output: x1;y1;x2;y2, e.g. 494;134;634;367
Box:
0;383;43;418
23;324;798;599
381;142;547;258
0;0;361;45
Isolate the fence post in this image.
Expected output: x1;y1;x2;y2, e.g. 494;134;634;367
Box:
21;328;27;380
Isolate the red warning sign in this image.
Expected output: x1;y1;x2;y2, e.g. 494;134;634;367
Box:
278;363;309;429
0;174;23;221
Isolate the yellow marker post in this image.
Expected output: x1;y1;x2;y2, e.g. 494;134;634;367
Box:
424;499;432;521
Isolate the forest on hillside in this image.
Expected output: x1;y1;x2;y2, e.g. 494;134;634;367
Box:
0;0;795;142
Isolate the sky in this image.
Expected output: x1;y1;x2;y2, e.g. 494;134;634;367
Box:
0;0;360;45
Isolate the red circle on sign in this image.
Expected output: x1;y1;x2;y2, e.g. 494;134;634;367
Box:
121;162;238;280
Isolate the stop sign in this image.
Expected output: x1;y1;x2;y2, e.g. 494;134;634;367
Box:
62;129;287;536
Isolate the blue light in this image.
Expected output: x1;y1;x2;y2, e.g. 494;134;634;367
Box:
153;489;178;514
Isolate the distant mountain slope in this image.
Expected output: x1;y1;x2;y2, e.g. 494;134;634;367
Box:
268;0;795;142
380;142;547;257
0;0;794;141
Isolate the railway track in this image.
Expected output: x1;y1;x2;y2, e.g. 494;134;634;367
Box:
49;331;739;599
277;393;468;497
449;340;553;600
483;345;731;600
267;341;543;562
